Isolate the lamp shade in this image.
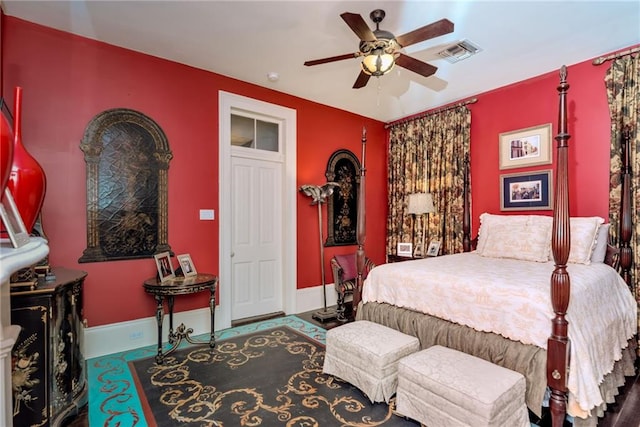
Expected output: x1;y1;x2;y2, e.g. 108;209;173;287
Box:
407;193;435;215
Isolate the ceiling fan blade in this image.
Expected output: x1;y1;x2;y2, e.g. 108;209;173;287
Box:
341;12;377;42
353;70;371;89
395;54;438;78
304;53;358;67
395;19;454;48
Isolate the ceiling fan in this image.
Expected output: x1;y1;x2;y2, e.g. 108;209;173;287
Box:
304;9;454;89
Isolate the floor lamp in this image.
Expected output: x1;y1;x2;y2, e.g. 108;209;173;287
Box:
407;192;435;257
300;182;340;322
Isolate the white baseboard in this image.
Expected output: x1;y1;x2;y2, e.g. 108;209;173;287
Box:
84;307;214;359
295;282;339;313
85;283;339;359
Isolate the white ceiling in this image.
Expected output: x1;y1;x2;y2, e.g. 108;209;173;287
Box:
3;1;639;122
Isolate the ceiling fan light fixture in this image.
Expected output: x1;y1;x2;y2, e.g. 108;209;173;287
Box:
361;50;395;76
304;9;454;88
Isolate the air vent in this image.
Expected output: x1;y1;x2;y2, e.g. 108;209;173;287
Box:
438;40;482;63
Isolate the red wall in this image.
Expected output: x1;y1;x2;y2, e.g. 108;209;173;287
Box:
3;15;631;328
1;17;388;327
467;56;621;235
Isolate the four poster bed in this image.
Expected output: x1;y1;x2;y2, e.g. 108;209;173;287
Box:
351;66;637;427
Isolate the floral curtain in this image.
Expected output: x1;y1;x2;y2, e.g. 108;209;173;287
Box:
387;107;471;257
605;53;639;350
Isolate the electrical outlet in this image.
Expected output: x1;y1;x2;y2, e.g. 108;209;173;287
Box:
129;331;143;340
199;209;215;220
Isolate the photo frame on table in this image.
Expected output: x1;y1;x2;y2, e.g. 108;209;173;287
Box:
177;253;197;277
500;170;553;211
499;123;552;170
397;242;413;257
154;251;175;282
426;240;441;257
0;188;30;248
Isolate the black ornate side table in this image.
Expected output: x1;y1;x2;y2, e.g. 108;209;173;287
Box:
143;273;218;364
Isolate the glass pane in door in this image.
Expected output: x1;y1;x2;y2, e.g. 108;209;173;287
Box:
256;120;279;152
231;114;254;148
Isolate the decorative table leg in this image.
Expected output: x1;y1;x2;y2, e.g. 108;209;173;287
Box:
163;324;192;358
209;287;216;348
154;295;164;364
167;295;175;343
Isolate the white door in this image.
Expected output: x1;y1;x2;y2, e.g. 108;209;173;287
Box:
218;92;297;330
231;155;283;319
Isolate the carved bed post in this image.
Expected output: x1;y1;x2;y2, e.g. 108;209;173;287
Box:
462;156;471;252
620;130;633;287
353;127;367;315
548;65;571;427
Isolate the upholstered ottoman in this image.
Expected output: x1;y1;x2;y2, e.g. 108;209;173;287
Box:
396;345;529;427
323;320;420;403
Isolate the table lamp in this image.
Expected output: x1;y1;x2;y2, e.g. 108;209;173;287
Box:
407;193;435;256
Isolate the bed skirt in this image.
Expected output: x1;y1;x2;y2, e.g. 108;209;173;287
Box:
356;302;636;423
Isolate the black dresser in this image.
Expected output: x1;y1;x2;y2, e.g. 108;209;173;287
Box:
10;267;87;427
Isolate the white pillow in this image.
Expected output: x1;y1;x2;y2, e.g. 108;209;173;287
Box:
477;213;545;253
590;223;610;263
566;217;605;265
477;213;553;262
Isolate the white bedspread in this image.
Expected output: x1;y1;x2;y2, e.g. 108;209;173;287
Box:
362;252;637;418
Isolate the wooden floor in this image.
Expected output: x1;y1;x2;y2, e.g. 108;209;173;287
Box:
67;306;639;427
596;369;640;427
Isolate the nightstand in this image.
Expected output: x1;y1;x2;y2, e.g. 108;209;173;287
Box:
387;254;423;263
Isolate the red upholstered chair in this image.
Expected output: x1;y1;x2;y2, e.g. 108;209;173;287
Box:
330;253;376;322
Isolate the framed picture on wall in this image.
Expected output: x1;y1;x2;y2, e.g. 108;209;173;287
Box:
500;170;553;211
499;123;552;170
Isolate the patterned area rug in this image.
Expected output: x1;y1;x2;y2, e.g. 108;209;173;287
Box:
129;325;417;426
88;316;418;426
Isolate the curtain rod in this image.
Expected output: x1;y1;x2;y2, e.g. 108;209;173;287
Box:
593;46;640;65
385;97;477;129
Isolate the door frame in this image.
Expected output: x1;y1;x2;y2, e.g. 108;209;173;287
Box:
218;91;297;330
